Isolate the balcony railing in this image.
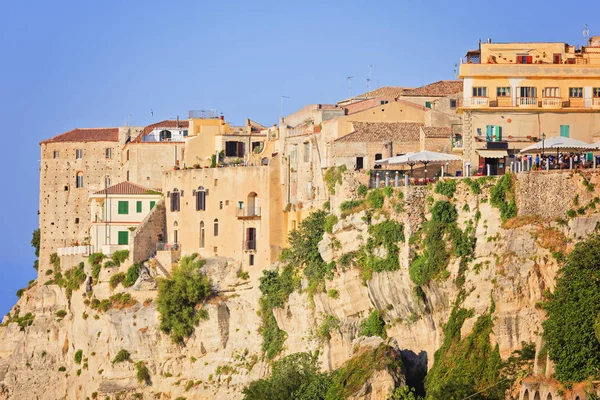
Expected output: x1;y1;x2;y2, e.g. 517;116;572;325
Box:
57;245;94;257
156;242;180;252
245;240;256;251
518;97;538;107
470;97;489;107
542;97;562;109
237;207;261;218
593;98;600;108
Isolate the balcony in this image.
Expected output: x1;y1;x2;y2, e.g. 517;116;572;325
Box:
518;97;538;108
593;98;600;109
57;245;94;257
541;97;562;109
237;207;261;219
470;97;489;107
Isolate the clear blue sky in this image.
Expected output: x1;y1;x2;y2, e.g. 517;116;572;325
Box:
0;0;596;316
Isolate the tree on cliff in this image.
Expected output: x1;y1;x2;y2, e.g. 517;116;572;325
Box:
542;235;600;382
31;228;40;271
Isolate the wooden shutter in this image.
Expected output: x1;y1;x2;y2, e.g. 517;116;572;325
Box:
150;201;155;210
136;201;142;213
118;231;129;245
560;125;570;138
118;201;129;214
486;125;493;141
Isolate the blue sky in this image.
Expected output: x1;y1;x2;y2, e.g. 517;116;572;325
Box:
0;0;596;316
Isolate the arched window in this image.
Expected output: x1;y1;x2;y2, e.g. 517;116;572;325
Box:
214;218;219;236
523;389;529;400
159;130;172;141
247;192;258;216
76;172;84;188
173;221;178;245
196;186;206;211
545;394;552;400
199;221;205;248
170;188;180;212
533;392;541;400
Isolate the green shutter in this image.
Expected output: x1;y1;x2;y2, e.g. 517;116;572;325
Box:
118;201;129;214
560;125;570;138
486;125;493;141
425;101;431;109
136;201;142;213
150;201;156;210
118;231;129;245
494;126;502;141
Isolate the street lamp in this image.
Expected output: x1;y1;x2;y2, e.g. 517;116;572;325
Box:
542;132;546;156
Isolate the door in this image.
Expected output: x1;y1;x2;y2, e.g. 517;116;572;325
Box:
356;157;364;170
246;228;256;250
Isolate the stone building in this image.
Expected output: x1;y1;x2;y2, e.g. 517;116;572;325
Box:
38;126;141;279
459;36;600;174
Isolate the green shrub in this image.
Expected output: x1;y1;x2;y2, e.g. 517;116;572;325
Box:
323;214;338;234
58;366;66;372
490;174;517;221
430;201;457;224
340;199;364;212
462;177;481;194
112;250;130;266
357;184;368;197
542;235;600;382
103;260;117;268
31;228;40;270
358;310;387;339
74;349;83;364
324;165;347;194
387;386;420;400
88;253;106;266
109;273;125;290
382;186;394;198
7;312;35;330
359;220;405;280
112;349;131;364
317;315;340;341
123;263;141;287
135;361;151;385
55;310;67;318
435;180;457;198
92;263;101;281
567;209;577;218
157;254;211;344
237;270;250;280
327;289;339;299
366;189;384;209
16;288;25;298
322;201;330;211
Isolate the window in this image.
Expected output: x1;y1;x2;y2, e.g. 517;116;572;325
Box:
105;177;111;188
249;254;254;266
170;190;180;212
303;142;310;162
496;87;510;97
425;101;432;108
150;201;156;210
159;130;172;141
375;154;383;161
225;141;244;157
118;231;129;245
553;53;562;64
543;87;560;97
485;125;502;142
517;54;533;64
518;87;536;98
594;88;600;97
183;130;188;137
199;221;205;248
472;87;487;97
53;151;59;159
126;150;130;161
105;148;112;159
569;87;583;98
196;187;206;211
76;149;83;159
449;99;457;108
356;157;364;170
126;171;130;181
380;100;389;105
238;201;244;210
118;201;129;214
214;179;218;187
136;201;142;213
246;227;256;250
75;218;79;224
76;172;84;188
219;201;223;209
214;219;219;236
560;125;570;138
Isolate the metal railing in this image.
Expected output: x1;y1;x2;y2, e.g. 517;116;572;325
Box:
518;97;538;106
470;97;489;106
156;242;179;252
237;207;261;218
57;245;94;256
593;98;600;107
541;97;562;108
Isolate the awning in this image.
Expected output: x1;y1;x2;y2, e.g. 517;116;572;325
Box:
477;150;507;159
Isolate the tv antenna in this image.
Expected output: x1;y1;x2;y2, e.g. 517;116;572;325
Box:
347;76;354;98
366;64;374;92
453;63;458;79
150;109;154;117
583;24;590;45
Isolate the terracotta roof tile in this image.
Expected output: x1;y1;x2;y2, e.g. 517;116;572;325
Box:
41;128;119;144
335;122;424;143
422;126;453;138
93;181;160;196
402;80;463;97
132;120;189;143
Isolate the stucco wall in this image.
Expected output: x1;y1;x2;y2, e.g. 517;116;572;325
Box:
123;142;181;189
131;200;166;263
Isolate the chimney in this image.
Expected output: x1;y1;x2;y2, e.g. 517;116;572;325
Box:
176;115;179;128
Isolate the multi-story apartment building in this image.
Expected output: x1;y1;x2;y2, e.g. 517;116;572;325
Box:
460;36;600;174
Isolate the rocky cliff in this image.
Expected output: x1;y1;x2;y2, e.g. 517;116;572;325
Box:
2;170;600;400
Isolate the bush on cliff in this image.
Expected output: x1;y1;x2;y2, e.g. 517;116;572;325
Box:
542;235;600;382
157;254;211;344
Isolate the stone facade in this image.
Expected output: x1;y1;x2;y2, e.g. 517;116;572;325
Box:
131;200;166;263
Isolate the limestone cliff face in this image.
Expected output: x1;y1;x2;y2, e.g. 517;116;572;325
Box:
2;171;599;399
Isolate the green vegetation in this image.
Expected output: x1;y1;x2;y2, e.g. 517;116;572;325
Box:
123;263;141;287
542;235;600;382
258;266;299;359
358;220;405;281
89;253;106;282
388;386;420;400
490;174;517;221
112;349;131;364
3;311;35;331
434;179;457;198
111;250;130;266
89;293;137;313
157;254;212;344
55;309;67;318
383;186;394;198
74;349;83;364
237;270;250;280
324;214;338;234
357;184;368;197
58;366;66;372
317;315;340;341
340;199;365;215
109;273;125;290
324;165;347;194
462;177;481;194
31;228;40;270
327;289;339;299
358;310;387;339
366;188;384;209
135;361;151;385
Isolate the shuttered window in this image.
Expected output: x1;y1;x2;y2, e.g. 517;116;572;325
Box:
118;231;129;245
136;201;142;213
560;125;570;138
150;201;156;210
118;201;129;214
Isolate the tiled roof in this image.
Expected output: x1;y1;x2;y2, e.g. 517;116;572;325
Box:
132;120;189;143
93;181;160;196
344;98;429;115
335;122;424;143
422;126;452;138
341;86;408;103
41;128;119;144
402;80;463;97
249;119;267;133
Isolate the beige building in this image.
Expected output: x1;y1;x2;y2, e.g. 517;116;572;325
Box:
459;36;600;174
89;181;162;255
38;126;142;278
